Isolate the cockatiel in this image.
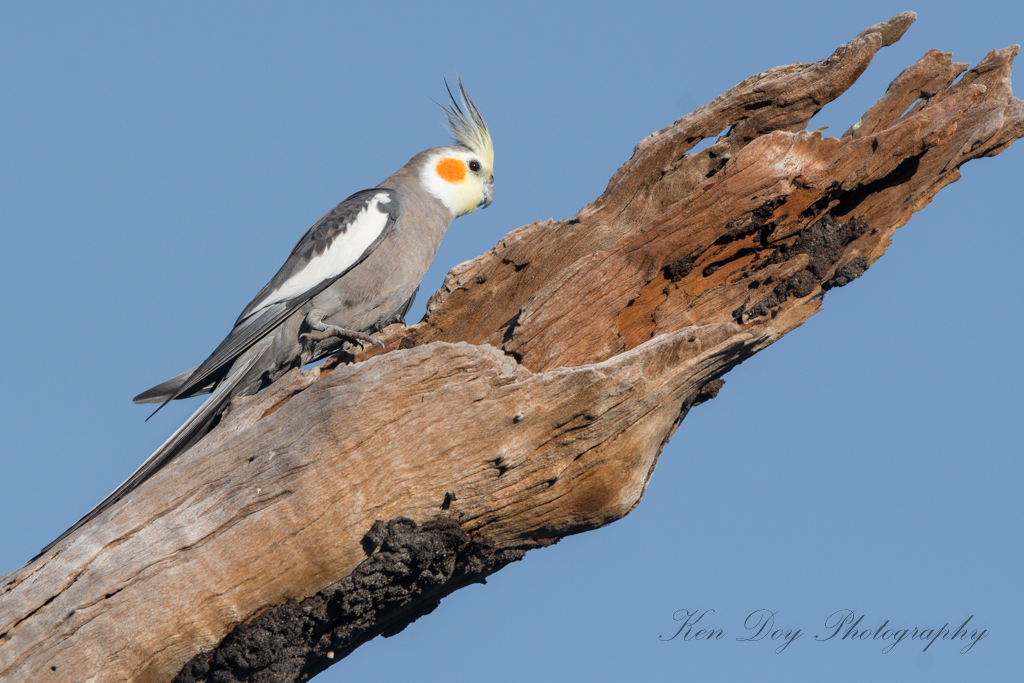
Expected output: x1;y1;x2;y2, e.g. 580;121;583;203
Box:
38;79;493;557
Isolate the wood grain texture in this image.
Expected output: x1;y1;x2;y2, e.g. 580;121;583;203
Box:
2;12;1021;683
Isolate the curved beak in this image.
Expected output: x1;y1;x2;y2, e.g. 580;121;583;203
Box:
478;175;494;209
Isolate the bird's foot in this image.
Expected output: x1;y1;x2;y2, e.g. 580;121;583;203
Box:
301;309;385;350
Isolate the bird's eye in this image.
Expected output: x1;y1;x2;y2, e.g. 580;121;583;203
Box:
468;159;481;172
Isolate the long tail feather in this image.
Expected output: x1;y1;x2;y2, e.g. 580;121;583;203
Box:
34;348;266;560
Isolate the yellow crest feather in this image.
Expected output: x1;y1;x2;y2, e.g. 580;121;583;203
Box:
440;77;493;168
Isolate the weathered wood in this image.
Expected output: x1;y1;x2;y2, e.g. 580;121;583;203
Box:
1;12;1021;683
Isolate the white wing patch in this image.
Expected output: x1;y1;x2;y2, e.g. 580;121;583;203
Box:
249;193;392;314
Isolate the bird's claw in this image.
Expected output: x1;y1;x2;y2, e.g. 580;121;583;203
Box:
303;310;385;351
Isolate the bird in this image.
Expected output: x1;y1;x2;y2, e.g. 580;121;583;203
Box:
36;78;494;558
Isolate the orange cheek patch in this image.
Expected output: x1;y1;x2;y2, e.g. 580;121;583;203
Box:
436;157;466;183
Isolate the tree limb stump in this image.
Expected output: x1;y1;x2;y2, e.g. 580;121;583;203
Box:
2;12;1021;683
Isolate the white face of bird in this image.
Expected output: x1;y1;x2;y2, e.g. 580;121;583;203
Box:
421;147;495;217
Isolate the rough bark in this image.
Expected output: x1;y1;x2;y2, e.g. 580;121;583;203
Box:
2;12;1021;683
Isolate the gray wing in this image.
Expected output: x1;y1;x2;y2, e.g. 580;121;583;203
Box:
133;365;205;404
156;188;400;410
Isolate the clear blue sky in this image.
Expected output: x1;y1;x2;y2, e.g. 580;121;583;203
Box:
2;2;1021;681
